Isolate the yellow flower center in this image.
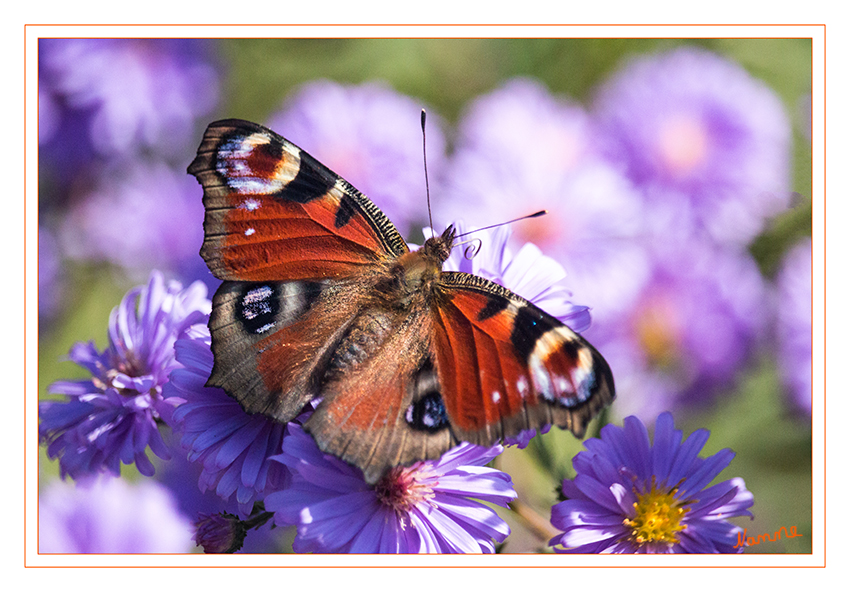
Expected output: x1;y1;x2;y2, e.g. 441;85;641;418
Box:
623;478;690;547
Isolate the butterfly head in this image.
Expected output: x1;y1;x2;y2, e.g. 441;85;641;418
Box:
421;225;456;266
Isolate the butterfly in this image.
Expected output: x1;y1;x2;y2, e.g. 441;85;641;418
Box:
188;119;615;484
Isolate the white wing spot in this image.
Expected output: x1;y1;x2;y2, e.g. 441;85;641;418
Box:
491;391;501;404
241;198;261;211
245;227;256;236
517;376;529;398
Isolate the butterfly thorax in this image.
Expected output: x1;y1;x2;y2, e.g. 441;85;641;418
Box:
324;229;455;383
388;226;455;306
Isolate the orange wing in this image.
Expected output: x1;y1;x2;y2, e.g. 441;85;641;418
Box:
431;272;615;444
188;119;408;282
188;120;410;425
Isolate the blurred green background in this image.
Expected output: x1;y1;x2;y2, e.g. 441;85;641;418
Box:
39;38;813;553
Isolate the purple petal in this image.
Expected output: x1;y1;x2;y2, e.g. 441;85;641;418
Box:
668;428;710;483
678;448;735;499
572;474;624;515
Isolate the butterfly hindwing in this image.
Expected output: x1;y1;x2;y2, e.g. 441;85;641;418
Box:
303;301;457;484
206;277;374;423
188;119;408;282
430;272;615;445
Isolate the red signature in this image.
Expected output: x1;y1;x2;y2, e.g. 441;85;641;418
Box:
734;526;803;549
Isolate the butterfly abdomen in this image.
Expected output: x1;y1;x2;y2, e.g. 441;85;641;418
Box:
326;310;394;377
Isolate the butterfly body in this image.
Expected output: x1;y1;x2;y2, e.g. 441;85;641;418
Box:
189;119;615;484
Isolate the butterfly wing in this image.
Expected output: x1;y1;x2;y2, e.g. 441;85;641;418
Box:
204;277;380;422
302;271;614;485
188;119;408;282
302;299;456;484
188;119;409;421
430;272;615;445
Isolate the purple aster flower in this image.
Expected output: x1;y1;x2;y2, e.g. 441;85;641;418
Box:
550;412;754;553
593;46;792;245
39;271;210;479
39;476;194;553
585;239;767;420
39;38;219;159
58;160;206;277
165;326;290;518
441;78;650;322
266;80;446;235
775;239;812;416
265;423;516;553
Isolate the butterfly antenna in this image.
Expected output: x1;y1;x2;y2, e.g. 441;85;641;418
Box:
421;109;435;237
455;210;548;239
455;237;483;260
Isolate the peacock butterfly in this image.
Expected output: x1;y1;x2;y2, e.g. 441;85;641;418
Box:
188;118;615;484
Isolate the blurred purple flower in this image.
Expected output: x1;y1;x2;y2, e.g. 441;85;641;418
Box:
550;412;753;553
586;240;767;420
166;326;290;518
39;38;219;159
39;476;194;553
775;239;812;415
432;221;591;331
266;80;446;235
39;85;61;145
265;424;515;553
58;160;205;277
593;46;792;245
39;271;210;479
441;78;650;321
39;226;63;321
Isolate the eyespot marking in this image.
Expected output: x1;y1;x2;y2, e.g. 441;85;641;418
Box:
405;392;450;433
238;284;278;335
216;132;298;195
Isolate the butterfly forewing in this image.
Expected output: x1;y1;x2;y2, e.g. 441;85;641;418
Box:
188;119;408;282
